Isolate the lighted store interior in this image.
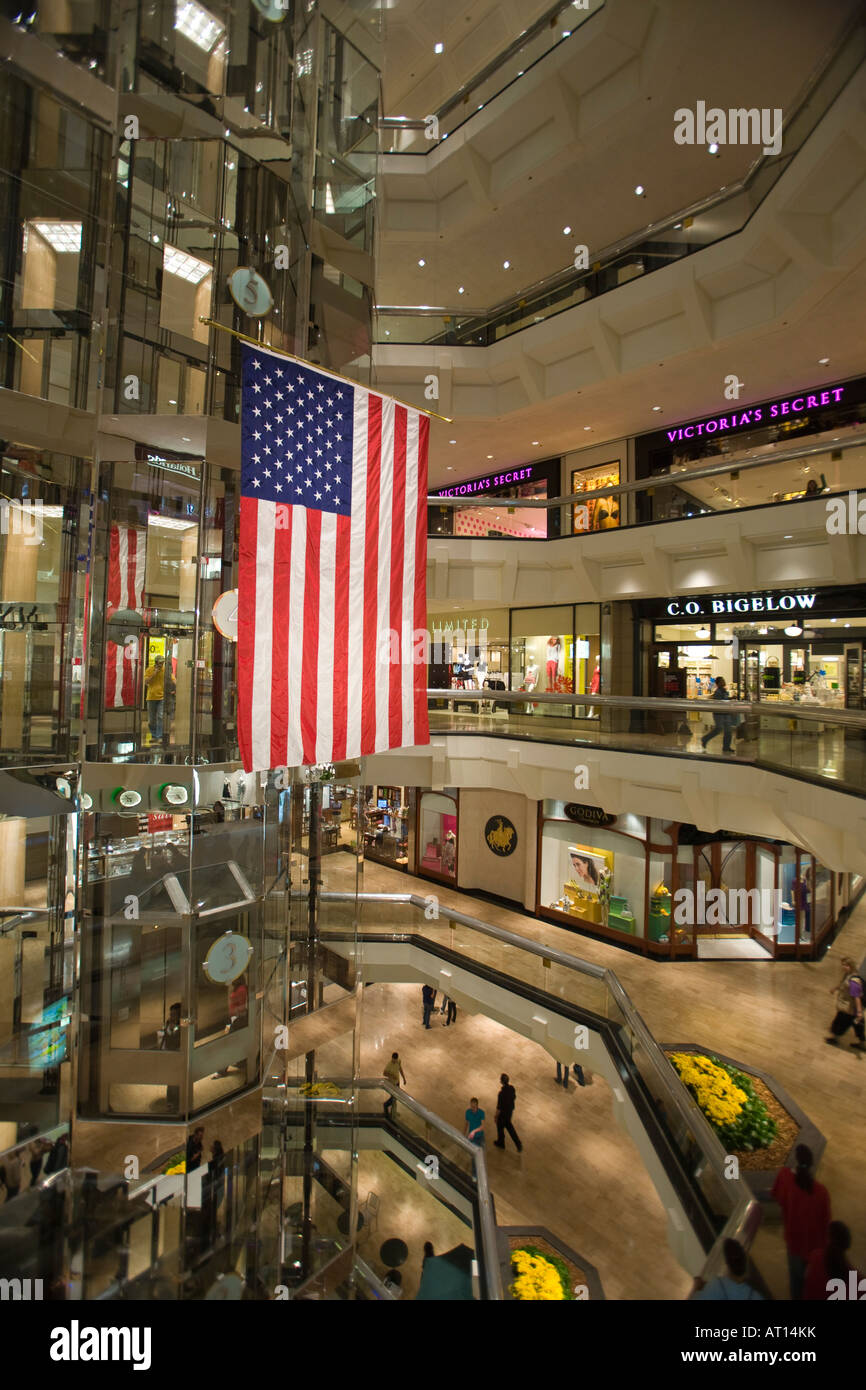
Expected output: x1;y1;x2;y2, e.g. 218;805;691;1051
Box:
641;590;866;708
428;458;561;539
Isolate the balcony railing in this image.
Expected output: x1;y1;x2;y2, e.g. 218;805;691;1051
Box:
426;428;866;539
423;690;866;799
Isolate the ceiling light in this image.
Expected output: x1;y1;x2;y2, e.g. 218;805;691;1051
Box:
696;627;710;640
168;398;177;405
163;244;212;283
818;357;830;365
652;405;662;412
708;142;719;154
583;426;592;431
458;286;465;294
831;618;837;623
783;535;792;540
503;260;511;269
562;226;572;235
844;622;851;628
384;330;390;335
418;258;426;267
531;440;540;446
673;222;682;230
148;513;197;531
784;624;803;637
634;184;645;196
758;627;769;635
486;454;494;459
449;439;457;444
152;234;160;243
174;0;225;53
32;221;82;253
434;41;444;53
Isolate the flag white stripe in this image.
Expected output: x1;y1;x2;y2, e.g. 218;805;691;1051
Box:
401;411;420;747
285;508;306;770
251;501;276;771
345;391;368;761
133;528;145;607
375;399;396;752
315;510;337;764
117;525;128;607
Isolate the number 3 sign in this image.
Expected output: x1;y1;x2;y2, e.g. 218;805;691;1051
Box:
203;932;253;984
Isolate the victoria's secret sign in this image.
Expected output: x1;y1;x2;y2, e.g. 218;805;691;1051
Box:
662;386;846;444
436;463;537;497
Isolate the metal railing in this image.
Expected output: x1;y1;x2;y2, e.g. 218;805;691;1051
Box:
423;689;866;796
426;427;866;537
322;889;760;1285
285;1073;502;1299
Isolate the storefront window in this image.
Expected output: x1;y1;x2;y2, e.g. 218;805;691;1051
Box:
572;460;621;533
363;785;410;870
540;811;646;939
430;459;561;540
418;791;457;880
509;605;600;718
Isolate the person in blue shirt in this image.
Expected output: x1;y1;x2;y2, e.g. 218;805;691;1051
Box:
690;1239;764;1301
464;1098;485;1146
700;676;738;754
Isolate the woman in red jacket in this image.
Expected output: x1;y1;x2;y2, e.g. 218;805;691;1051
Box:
771;1144;831;1300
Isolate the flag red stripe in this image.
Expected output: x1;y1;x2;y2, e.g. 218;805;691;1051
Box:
331;513;351;763
270;506;292;769
238;496;258;772
361;396;382;756
300;508;322;765
389;407;407;749
125;529;139;609
413;413;430;741
107;526;120;612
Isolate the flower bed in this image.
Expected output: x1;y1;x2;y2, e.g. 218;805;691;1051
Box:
667;1052;777;1152
510;1242;575;1301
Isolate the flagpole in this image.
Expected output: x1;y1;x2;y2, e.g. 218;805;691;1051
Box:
198;316;454;423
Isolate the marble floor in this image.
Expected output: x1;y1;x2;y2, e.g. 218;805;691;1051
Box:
345;856;866;1301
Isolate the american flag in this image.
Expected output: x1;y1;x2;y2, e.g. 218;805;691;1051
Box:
105;524;145;708
238;344;430;772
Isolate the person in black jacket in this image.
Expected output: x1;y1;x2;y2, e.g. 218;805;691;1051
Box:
493;1073;522;1151
421;984;436;1029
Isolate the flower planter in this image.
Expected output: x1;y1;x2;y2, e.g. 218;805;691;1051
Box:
498;1226;605;1300
664;1044;825;1200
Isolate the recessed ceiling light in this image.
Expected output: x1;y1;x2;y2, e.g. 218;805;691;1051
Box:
31;221;82;253
385;330;390;335
652;405;662;412
434;42;444;53
531;440;540;446
164;244;212;283
449;439;457;444
783;535;793;540
634;184;645;196
446;466;454;471
673;222;683;230
818;357;830;365
458;286;465;294
708;142;719;154
845;622;851;628
503;260;511;269
562;225;572;235
831;618;837;623
175;0;225;54
418;258;426;267
583;426;592;431
487;454;494;459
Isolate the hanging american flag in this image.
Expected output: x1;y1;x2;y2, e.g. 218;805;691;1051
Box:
105;524;145;709
238;343;430;772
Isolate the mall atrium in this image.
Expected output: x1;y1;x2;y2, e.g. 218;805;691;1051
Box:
0;0;865;1326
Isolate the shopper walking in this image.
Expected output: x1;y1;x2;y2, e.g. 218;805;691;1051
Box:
464;1097;486;1147
700;676;737;754
442;995;457;1027
143;654;167;742
382;1051;406;1118
826;956;866;1050
186;1126;205;1172
493;1073;522;1151
771;1144;831;1300
803;1221;861;1300
421;984;436;1029
690;1239;764;1301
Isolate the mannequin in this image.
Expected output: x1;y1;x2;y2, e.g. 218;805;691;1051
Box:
524;660;538;692
589;662;601;695
545;637;562;690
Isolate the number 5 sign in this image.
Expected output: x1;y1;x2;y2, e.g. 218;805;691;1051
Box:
203;931;253;983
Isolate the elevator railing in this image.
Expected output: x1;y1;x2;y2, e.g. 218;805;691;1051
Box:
321;889;760;1288
422;688;866;799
